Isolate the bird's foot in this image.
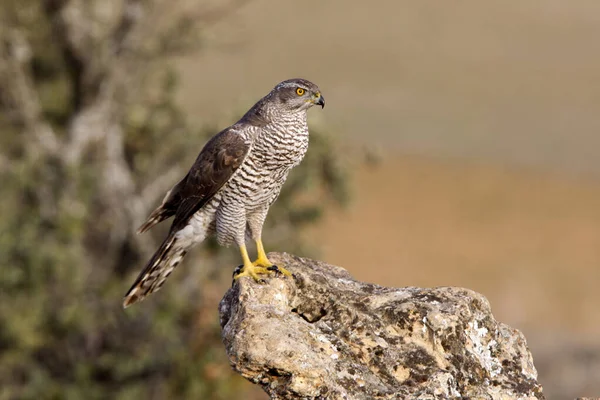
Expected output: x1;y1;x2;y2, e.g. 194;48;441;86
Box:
232;261;292;283
232;263;271;283
253;257;292;277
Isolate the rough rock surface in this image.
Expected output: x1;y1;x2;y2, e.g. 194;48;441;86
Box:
219;253;544;400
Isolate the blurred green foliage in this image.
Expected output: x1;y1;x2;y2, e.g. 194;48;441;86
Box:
0;1;349;399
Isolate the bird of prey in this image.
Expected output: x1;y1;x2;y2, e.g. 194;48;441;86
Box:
123;78;325;308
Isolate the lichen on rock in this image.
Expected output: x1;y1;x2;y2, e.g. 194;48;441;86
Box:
219;253;544;400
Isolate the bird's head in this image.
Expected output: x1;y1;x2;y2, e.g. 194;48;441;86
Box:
270;78;325;112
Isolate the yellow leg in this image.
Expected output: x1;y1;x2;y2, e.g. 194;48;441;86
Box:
253;239;272;267
252;239;292;277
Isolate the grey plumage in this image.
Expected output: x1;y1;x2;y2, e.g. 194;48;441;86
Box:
123;78;324;307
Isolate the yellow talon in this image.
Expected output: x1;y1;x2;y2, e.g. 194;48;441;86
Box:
233;242;292;281
233;244;267;282
233;264;271;281
252;240;292;277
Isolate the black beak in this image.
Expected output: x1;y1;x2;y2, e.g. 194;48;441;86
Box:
315;94;325;109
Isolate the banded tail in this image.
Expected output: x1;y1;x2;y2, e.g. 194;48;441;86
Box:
137;206;172;234
137;175;187;234
123;235;188;308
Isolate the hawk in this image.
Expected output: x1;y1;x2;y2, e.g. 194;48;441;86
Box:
123;78;325;307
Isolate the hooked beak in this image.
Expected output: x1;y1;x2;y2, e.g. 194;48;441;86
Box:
313;92;325;109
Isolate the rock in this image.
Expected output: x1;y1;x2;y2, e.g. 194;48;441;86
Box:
219;253;544;400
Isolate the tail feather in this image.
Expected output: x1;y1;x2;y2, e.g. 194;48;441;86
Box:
137;176;187;234
123;235;188;308
137;207;171;234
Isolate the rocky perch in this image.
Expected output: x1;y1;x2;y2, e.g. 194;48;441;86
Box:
219;253;544;400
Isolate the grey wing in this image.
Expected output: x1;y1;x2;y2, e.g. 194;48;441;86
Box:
169;127;250;233
137;127;250;234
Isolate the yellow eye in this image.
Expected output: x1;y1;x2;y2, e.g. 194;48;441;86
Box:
296;87;305;96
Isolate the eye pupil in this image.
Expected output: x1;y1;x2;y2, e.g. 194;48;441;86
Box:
296;88;305;95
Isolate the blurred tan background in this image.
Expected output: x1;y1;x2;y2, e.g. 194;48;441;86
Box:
177;1;600;398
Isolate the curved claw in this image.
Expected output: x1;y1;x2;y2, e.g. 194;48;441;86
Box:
260;263;292;277
233;262;293;284
232;264;244;278
233;264;270;282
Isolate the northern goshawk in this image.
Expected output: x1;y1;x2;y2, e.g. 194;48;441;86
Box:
123;78;325;307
